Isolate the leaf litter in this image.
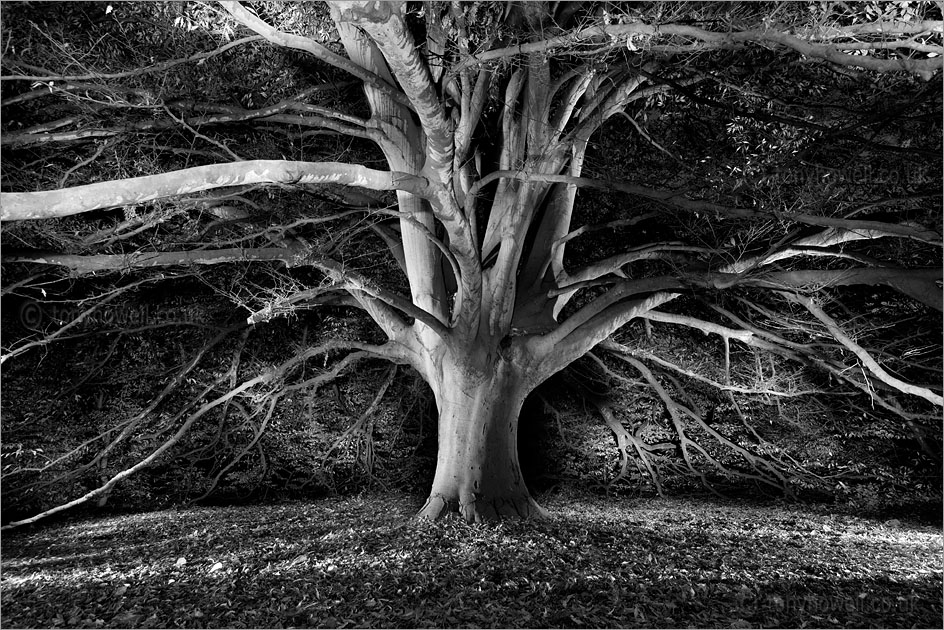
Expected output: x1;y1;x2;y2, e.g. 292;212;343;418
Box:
1;491;940;628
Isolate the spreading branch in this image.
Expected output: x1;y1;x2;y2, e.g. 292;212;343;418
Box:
1;36;264;82
4;247;306;274
1;161;428;221
785;293;944;407
454;21;943;79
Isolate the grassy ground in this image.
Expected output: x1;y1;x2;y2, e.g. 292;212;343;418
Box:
1;490;940;629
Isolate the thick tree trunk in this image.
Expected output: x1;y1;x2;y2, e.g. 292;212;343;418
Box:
417;353;548;522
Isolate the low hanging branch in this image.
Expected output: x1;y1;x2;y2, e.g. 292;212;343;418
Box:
0;339;406;530
705;301;938;422
10;326;239;490
0;275;181;364
615;351;794;496
596;399;666;496
785;293;944;407
0;346;266;530
322;365;397;474
189;395;278;505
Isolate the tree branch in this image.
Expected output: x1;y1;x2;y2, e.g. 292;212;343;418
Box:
559;243;713;291
1;161;428;221
0;337;407;530
785;292;943;407
454;21;944;79
1;86;366;146
1;36;264;81
1;276;176;364
469;171;942;246
220;1;412;108
331;1;453;177
750;267;943;312
4;247;306;274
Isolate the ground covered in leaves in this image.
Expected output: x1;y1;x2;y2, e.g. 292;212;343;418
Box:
1;491;940;628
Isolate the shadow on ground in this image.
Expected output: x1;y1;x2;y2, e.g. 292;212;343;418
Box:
2;491;940;628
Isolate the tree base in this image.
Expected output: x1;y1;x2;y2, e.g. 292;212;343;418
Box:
416;493;550;523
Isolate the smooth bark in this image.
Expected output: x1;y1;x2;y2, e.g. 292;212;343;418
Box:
0;161;427;221
417;349;548;522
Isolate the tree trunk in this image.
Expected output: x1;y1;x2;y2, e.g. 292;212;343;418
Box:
417;351;548;522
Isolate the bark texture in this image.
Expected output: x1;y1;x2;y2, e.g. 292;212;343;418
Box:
417;351;548;522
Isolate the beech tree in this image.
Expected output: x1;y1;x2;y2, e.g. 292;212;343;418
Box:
2;1;942;524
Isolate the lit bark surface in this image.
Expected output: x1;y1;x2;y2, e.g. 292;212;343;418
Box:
417;353;548;522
